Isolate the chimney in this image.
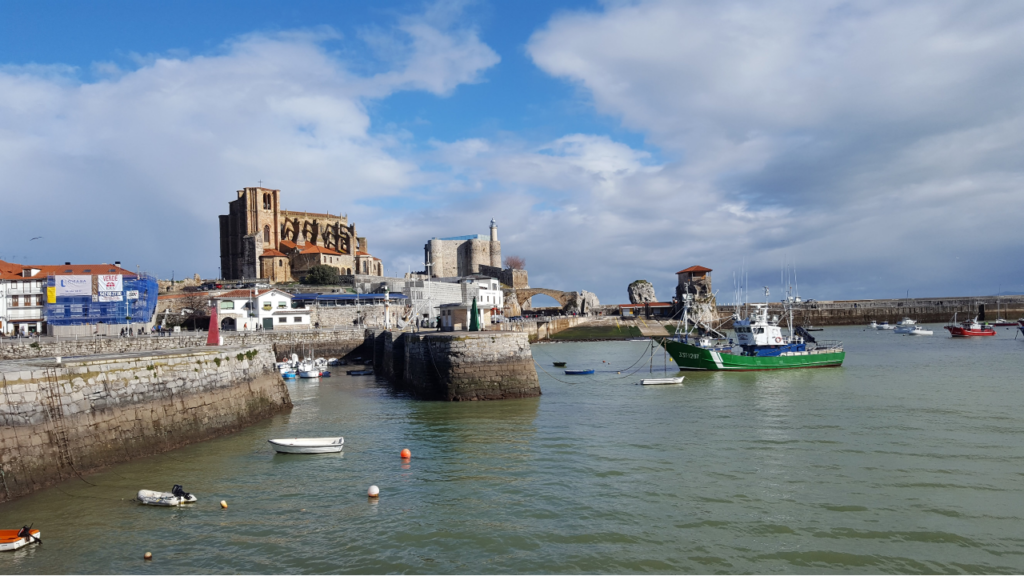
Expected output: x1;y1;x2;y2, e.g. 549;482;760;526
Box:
64;261;71;265
115;261;121;267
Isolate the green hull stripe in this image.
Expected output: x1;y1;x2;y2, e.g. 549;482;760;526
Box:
662;340;845;371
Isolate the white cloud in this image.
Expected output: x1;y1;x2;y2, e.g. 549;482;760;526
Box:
524;0;1024;299
0;19;498;275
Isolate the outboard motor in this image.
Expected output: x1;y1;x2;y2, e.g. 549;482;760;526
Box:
171;485;192;500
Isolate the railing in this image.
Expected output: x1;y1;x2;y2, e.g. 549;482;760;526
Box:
810;339;843;351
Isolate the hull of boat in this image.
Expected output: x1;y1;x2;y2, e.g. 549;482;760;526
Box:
565;369;595;375
137;490;197;506
641;377;685;385
268;437;344;454
662;340;844;371
0;529;41;551
944;326;996;337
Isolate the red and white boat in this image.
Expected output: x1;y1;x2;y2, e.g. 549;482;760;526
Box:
944;315;996;337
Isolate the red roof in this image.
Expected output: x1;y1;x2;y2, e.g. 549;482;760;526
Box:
279;240;297;250
300;245;341;256
676;265;712;274
0;263;136;279
214;289;289;299
260;249;287;258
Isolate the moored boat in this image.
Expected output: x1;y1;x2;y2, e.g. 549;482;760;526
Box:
945;315;996;337
346;369;374;376
552;362;566;367
268;437;344;454
0;527;41;551
662;289;844;372
640;376;685;385
896;325;933;336
565;369;595;375
876;321;895;330
896;317;917;326
137;485;196;506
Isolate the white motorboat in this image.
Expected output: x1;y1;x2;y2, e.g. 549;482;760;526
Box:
137;485;197;506
896;317;917;326
298;369;321;378
876;321;895;330
868;321;878;329
268;437;344;454
0;527;41;551
640;376;685;386
903;325;933;336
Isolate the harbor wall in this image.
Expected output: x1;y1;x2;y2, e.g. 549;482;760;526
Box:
0;329;371;362
0;344;291;503
716;296;1024;327
373;331;540;401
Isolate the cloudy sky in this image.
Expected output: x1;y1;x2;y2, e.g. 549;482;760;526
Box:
2;0;1022;304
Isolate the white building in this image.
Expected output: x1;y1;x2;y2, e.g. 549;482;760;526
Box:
0;263;46;336
438;276;505;331
212;289;311;331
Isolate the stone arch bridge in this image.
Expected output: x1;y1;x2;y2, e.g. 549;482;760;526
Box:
514;288;575;308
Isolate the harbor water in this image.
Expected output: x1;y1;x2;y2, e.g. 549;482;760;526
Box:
2;325;1024;573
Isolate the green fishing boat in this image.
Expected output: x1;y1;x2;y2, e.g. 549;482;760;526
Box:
662;291;844;372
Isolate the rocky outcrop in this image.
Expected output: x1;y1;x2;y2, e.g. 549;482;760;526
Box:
628;280;657;304
563;290;600;315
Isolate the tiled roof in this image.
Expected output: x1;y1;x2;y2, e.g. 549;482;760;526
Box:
300;245;341;255
279;240;297;250
214;289;292;299
261;249;287;258
676;265;712;274
0;263;135;279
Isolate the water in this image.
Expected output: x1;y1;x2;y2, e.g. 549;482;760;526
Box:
3;325;1024;574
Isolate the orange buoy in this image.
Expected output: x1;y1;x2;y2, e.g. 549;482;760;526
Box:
144;552;152;561
400;448;411;459
220;500;228;509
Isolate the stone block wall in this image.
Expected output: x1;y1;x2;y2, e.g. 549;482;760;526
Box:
375;331;540;401
0;344;291;502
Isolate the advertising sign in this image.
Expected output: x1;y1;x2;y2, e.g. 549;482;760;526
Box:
55;275;91;296
126;290;139;301
46;287;56;304
98;274;124;302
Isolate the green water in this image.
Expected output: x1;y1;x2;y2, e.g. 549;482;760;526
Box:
2;325;1024;574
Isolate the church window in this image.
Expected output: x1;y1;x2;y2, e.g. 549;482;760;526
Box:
264;225;270;243
262;193;271;210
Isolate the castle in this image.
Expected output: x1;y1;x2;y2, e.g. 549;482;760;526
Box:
423;219;501;278
219;187;382;282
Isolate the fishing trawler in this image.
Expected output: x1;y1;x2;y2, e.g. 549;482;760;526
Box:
661;287;845;371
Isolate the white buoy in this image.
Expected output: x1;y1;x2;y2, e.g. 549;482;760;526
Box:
367;485;379;498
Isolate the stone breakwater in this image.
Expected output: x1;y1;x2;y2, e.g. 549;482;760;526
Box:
717;296;1024;327
372;331;540;401
0;329;369;362
0;344;291;503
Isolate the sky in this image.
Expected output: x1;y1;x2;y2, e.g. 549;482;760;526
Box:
2;0;1023;305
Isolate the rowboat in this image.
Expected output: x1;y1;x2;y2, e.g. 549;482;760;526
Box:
347;369;374;376
565;369;594;375
640;376;685;385
552;362;566;367
282;371;297;379
137;485;196;506
0;527;41;552
268;437;344;454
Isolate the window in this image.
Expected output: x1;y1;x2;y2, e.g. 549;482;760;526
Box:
263;193;271;210
264;225;270;243
278;260;283;267
278;301;286;309
219;301;235;310
279;317;286;323
293;316;302;323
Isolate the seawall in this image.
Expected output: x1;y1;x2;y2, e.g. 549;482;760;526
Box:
0;344;291;503
0;329;370;362
373;331;540;401
717;296;1024;327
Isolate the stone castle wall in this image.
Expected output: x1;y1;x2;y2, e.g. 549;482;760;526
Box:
0;344;291;502
374;331;540;401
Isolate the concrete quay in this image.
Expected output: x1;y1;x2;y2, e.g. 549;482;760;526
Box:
372;330;540;401
0;345;291;503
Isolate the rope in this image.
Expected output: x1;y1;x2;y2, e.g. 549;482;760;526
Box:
531;339;675;384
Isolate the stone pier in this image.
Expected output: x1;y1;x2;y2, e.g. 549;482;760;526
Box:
0;344;291;503
373;331;540;401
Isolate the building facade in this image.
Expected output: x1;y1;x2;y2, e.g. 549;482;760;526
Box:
213;289;311;331
424;219;501;278
219;186;383;283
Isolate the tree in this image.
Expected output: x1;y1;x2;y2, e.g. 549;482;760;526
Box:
504;255;526;270
303;264;340;285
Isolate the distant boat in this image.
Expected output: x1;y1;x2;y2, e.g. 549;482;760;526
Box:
268;437;344;454
991;319;1017;327
552;362;566;367
282;372;297;380
805;326;824;332
868;321;878;329
0;527;41;551
945;315;996;337
877;321;895;330
565;369;595;375
640;376;685;386
896;325;933;336
896;317;917;326
347;369;374;376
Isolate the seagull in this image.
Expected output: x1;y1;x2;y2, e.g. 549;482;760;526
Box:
30;236;42;241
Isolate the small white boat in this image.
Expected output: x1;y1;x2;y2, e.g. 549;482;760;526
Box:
897;317;917;326
0;527;41;552
268;437;344;454
877;321;895;330
137;485;197;506
298;369;321;378
640;376;685;386
868;321;878;329
906;325;933;336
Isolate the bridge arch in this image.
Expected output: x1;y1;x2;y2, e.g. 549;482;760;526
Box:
515;288;573;308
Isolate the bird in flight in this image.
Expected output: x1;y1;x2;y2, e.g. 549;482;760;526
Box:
30;236;42;241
